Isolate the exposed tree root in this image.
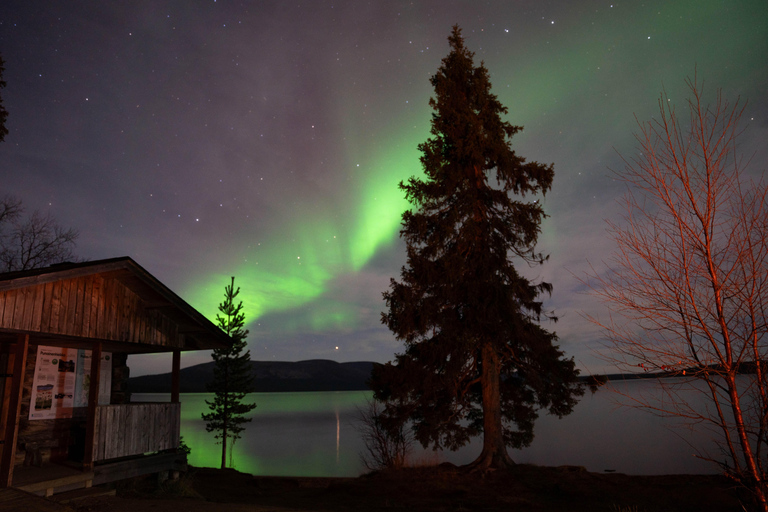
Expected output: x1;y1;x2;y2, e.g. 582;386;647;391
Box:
463;448;516;474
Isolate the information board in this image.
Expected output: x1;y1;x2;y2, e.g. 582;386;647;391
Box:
29;345;112;420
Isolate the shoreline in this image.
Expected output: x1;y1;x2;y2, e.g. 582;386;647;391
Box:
73;464;747;512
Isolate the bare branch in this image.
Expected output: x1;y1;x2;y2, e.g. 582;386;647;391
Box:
583;78;768;510
0;196;79;271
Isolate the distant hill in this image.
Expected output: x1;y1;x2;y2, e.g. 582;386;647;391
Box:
128;359;375;393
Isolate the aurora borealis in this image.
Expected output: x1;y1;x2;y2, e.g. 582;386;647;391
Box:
1;1;766;376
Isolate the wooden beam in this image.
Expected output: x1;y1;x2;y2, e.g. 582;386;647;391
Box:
82;341;102;471
171;350;180;403
92;452;187;486
0;334;29;488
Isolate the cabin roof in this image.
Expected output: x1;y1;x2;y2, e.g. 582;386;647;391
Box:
0;257;231;353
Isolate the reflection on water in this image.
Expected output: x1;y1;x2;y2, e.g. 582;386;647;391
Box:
135;391;370;477
134;379;721;477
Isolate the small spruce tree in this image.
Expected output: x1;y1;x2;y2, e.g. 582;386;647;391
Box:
202;276;256;469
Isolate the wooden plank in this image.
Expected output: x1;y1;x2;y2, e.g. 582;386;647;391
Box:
124;291;134;343
96;407;106;461
0;290;8;327
64;278;78;336
11;287;28;330
115;281;126;340
19;284;37;331
81;276;93;337
39;282;54;332
0;334;29;488
107;279;118;339
98;406;108;461
100;407;109;461
139;404;148;454
129;290;140;343
72;277;85;337
92;407;100;462
147;405;157;453
1;290;16;329
101;406;110;462
49;280;63;333
119;283;131;342
103;279;115;340
123;284;132;342
30;284;44;332
161;315;172;346
60;279;73;334
134;304;144;344
145;310;155;346
91;452;187;487
113;407;123;459
106;406;116;461
164;404;173;449
142;310;152;346
104;277;115;339
89;276;102;339
95;279;108;338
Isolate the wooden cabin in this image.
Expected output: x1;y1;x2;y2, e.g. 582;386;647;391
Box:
0;257;231;495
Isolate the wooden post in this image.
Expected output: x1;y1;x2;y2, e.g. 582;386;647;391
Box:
82;341;102;470
171;350;180;403
0;347;11;454
0;334;29;488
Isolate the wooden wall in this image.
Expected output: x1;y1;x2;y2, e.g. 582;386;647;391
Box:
93;403;180;461
0;274;183;349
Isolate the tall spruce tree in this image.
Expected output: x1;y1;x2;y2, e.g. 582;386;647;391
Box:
371;26;583;471
202;276;256;469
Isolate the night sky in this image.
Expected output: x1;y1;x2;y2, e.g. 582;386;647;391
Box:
1;1;766;377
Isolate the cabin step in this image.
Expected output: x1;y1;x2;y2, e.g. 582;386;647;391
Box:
16;471;95;497
49;485;116;504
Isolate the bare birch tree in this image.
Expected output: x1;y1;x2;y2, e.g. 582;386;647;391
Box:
0;195;79;271
586;78;768;510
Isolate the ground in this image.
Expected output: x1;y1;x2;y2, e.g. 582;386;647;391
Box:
71;464;750;512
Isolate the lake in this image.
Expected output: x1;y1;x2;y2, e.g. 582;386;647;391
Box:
133;378;720;477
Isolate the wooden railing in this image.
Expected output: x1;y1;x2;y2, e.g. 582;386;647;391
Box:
92;403;180;462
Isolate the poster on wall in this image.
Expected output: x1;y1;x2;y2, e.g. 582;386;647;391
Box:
29;345;112;420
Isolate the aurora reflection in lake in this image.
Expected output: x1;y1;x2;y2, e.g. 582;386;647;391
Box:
134;380;720;477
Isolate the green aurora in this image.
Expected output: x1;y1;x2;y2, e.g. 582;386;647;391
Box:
182;0;768;349
184;113;427;334
3;0;762;370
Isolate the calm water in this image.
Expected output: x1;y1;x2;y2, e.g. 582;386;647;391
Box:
133;379;720;477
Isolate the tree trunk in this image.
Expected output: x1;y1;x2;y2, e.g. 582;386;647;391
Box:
725;373;768;511
221;368;229;470
221;421;227;470
466;342;515;471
